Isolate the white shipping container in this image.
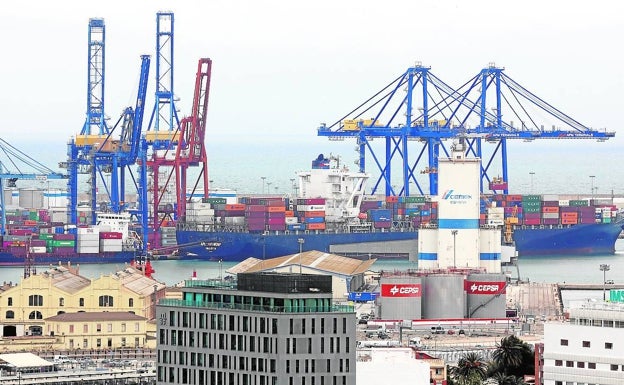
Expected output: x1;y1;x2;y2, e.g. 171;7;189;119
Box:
77;234;100;242
558;200;570;207
101;245;123;252
30;247;47;253
99;239;123;247
285;217;299;225
77;247;100;254
224;216;246;226
77;227;100;235
487;219;504;226
186;215;215;223
542;194;559;202
487;207;504;214
297;205;326;212
77;240;100;247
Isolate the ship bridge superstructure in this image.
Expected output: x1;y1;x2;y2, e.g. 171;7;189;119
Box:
317;63;614;198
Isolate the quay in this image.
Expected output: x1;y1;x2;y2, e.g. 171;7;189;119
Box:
557;283;624;290
1;369;155;385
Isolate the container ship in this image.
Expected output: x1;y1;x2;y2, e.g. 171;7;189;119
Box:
0;209;140;266
175;155;624;261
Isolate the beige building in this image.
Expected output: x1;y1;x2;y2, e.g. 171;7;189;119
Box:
0;263;165;343
227;250;376;300
45;311;151;350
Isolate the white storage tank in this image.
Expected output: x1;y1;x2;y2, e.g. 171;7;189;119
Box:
417;227;438;269
465;273;507;318
378;276;422;320
422;274;466;319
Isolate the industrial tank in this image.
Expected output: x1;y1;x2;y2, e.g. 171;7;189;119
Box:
466;273;507;318
422;274;466;319
378;276;422;320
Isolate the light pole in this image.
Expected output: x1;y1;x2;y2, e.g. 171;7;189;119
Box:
600;264;610;301
219;258;223;281
17;371;21;385
451;230;458;268
290;178;295;197
529;171;535;194
297;238;305;274
267;182;272;195
261;177;266;194
590;175;595;198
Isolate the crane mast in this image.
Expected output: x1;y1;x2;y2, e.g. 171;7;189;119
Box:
174;58;212;221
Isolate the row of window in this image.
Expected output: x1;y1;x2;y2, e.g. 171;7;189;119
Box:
554;360;624;371
156;364;351;384
159;330;350;356
560;339;614;349
61;322;141;334
6;295;134;308
66;336;141;349
570;318;624;328
167;311;348;335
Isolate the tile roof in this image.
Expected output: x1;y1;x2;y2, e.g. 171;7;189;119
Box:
45;311;146;322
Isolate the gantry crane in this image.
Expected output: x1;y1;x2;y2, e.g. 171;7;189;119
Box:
174;58;212;221
317;63;614;197
144;12;182;240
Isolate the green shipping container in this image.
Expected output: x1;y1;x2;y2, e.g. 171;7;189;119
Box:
202;198;227;204
524;206;542;213
523;201;542;208
28;211;39;221
39;234;55;240
522;195;542;202
51;240;76;247
403;196;427;204
569;200;589;207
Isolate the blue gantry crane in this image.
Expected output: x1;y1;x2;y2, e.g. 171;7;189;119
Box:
317;63;614;197
64;17;152;256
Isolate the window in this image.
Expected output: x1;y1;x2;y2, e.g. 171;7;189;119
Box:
69;325;74;333
121;323;126;332
560;339;568;346
83;339;88;349
135;322;140;332
5;311;14;319
28;311;43;319
605;342;613;349
97;324;102;332
582;341;591;348
107;323;113;332
59;298;64;306
7;297;12;306
588;362;596;369
79;298;85;307
610;364;618;371
83;324;88;333
28;295;43;306
555;360;563;366
99;295;114;307
96;338;101;348
577;362;585;368
566;361;573;367
129;298;134;307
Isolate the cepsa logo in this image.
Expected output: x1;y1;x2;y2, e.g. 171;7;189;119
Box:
442;189;472;204
381;283;422;297
465;281;505;294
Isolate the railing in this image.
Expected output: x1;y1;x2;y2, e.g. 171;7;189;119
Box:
159;298;354;313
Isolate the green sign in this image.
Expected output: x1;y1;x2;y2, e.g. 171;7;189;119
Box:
610;290;624;303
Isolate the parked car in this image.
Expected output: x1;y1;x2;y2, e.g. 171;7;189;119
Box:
606;280;615;284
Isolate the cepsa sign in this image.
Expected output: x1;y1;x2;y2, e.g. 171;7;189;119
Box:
381;283;422;297
465;281;505;295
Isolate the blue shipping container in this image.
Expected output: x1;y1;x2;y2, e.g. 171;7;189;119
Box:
347;292;378;302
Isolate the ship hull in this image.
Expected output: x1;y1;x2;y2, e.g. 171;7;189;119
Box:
512;222;624;257
176;229;417;261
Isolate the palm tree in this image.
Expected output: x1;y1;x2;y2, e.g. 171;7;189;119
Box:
492;335;531;369
449;351;487;385
487;372;527;385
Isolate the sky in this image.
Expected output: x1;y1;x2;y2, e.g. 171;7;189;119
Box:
1;0;623;191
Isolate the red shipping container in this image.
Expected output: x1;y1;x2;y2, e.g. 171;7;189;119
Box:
307;222;326;230
100;232;123;239
267;223;286;231
523;218;541;225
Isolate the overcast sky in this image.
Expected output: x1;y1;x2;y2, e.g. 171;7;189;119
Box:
1;0;623;171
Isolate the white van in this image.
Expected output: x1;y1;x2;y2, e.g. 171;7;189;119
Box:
408;337;422;347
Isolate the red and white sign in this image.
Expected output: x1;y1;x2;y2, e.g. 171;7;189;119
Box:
465;281;505;295
381;283;422;297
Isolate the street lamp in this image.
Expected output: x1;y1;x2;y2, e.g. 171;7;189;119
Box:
17;371;21;385
600;264;610;301
290;178;296;197
451;230;458;268
267;182;272;195
297;238;305;274
529;172;535;194
590;175;596;198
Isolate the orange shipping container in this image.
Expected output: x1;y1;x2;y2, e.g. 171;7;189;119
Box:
285;210;294;217
561;218;578;225
386;196;399;203
307;222;326;230
542;206;559;213
561;212;578;218
303;210;325;218
225;204;246;211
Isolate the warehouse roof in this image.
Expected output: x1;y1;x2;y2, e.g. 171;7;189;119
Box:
227;250;376;276
45;311;146;322
0;352;53;368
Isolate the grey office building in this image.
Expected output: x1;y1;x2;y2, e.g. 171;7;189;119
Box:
156;272;356;385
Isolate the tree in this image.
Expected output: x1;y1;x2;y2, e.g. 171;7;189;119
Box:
449;352;487;385
487;372;527;385
492;335;534;378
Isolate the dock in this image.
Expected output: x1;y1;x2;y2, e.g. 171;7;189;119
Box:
557;283;624;290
